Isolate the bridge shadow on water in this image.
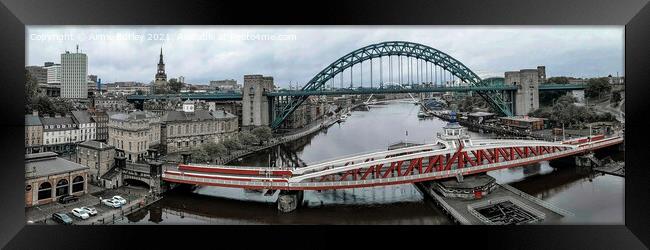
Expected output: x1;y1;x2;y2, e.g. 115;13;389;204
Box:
122;184;452;225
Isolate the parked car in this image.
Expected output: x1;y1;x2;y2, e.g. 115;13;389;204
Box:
79;207;97;216
101;198;122;208
52;212;73;225
71;208;90;219
112;195;127;205
58;195;79;204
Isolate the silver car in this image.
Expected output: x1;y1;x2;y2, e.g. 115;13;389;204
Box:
79;206;98;216
102;198;121;208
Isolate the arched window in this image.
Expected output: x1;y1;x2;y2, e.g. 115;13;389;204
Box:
72;176;84;193
177;126;181;135
56;179;69;197
38;182;52;200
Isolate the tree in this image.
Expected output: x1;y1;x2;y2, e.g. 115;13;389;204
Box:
239;131;259;145
251;126;273;143
191;149;211;163
203;141;227;158
25;70;40;112
528;107;552;119
222;138;243;152
547;76;570;84
457;95;488;113
586;77;611;99
611;91;622;105
168;78;182;93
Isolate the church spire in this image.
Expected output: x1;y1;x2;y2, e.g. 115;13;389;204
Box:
155;46;167;83
159;47;164;65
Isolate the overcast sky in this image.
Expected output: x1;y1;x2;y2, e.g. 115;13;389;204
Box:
26;26;623;87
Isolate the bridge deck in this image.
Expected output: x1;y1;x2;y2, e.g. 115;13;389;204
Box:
162;134;623;190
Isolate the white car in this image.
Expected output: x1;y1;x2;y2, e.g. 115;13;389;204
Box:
102;198;122;208
79;206;98;216
71;208;90;219
112;196;127;205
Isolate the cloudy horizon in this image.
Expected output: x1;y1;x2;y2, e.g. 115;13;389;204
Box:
26;26;624;87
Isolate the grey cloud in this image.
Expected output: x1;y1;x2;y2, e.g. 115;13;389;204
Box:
27;26;623;87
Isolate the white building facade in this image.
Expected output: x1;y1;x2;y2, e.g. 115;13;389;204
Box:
61;50;88;99
45;64;61;84
40;115;81;153
108;111;161;163
71;111;96;142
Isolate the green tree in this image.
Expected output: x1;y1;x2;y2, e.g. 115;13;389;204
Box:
203;141;227;158
547;76;570;84
189;149;210;162
251;126;273;143
25;70;40;112
611;91;622;104
586;77;611;99
168;78;182;93
239;131;259;145
528;107;552;119
222;138;243;153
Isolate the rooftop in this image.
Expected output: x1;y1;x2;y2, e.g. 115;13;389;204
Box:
468;112;496;117
25;152;89;178
71;110;94;124
79;140;114;150
25;114;42;126
163;109;236;122
500;116;546;122
109;111;159;121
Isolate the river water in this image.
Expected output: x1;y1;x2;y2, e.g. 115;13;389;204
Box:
117;101;624;225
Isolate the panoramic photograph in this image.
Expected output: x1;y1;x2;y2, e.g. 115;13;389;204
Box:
24;26;625;225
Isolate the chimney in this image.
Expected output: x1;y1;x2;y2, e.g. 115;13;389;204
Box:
55;113;61;118
32;110;38;116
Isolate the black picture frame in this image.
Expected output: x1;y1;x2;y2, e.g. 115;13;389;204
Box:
1;0;649;249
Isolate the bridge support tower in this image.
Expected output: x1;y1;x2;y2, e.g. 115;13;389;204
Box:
505;67;543;116
242;75;275;130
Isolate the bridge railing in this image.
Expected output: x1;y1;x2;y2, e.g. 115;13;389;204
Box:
466;197;546;225
500;184;575;217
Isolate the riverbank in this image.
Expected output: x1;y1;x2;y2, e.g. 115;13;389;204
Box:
215;114;341;164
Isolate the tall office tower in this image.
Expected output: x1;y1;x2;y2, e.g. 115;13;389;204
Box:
45;63;61;84
61;46;88;99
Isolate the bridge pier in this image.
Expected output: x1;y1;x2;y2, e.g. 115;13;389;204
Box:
277;190;304;213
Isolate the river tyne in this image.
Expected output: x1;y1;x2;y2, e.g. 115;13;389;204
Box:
117;101;623;225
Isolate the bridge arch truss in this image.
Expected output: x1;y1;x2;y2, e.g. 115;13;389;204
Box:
271;41;512;129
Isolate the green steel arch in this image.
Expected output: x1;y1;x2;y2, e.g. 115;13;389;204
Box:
271;41;512;129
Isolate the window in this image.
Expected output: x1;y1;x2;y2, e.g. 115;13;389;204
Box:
72;176;84;193
38;182;52;200
55;179;69;197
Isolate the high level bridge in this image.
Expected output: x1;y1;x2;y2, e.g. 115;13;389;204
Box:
126;41;587;130
162;116;623;191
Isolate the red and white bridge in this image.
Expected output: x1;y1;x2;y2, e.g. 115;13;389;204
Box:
162;120;623;191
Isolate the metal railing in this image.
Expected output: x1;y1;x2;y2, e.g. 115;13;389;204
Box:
500;184;574;217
